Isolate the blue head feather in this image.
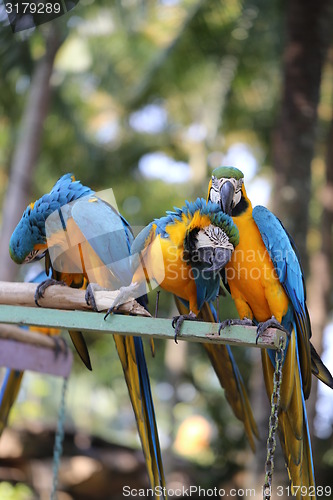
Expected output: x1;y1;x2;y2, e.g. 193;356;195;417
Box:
9;174;94;264
153;197;239;247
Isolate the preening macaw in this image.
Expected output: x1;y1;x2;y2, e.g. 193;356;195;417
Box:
0;269;61;437
10;174;92;370
110;198;259;450
9;174;166;497
207;166;333;497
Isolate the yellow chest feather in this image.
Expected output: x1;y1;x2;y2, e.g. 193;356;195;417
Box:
226;214;289;322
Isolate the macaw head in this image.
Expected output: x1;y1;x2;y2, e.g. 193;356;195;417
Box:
185;203;239;272
9;201;49;264
207;166;251;217
161;198;239;273
9;173;93;264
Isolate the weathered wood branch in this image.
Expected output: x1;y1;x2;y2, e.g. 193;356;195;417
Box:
0;323;60;350
0;281;151;317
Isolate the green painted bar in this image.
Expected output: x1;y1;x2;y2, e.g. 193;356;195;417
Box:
0;305;286;350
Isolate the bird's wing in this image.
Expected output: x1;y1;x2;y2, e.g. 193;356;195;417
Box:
252;205;312;397
71;197;134;288
253;206;318;496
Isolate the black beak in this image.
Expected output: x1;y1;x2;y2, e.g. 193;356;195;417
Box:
220;181;234;215
196;247;232;272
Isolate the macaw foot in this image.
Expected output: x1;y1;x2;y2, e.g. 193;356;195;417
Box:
85;283;106;311
218;317;253;335
256;316;290;344
172;312;197;344
35;278;67;307
104;282;141;320
50;335;68;359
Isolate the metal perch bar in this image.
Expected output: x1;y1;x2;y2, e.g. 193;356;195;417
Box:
0;309;286;351
0;281;287;350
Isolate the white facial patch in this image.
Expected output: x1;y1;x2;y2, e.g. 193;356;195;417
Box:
210;176;243;208
196;224;234;252
24;249;39;263
24;248;44;263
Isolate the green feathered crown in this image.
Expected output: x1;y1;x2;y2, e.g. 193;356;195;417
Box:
212;166;244;180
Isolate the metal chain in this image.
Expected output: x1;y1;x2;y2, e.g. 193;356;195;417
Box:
51;376;68;500
263;336;286;500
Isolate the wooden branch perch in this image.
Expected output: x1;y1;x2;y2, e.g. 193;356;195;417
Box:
0;282;287;351
0;323;61;350
0;281;150;317
0;322;72;377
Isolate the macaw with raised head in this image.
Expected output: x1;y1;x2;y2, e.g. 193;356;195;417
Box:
110;197;259;450
207;166;333;497
9;174;166;497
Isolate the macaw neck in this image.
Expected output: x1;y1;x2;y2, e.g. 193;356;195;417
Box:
232;194;253;226
231;208;258;249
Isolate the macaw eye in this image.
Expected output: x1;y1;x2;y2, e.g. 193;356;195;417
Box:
235;178;243;193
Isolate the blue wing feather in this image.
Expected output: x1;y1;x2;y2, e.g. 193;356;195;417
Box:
71;198;134;288
252;206;306;314
131;224;154;256
252;205;311;396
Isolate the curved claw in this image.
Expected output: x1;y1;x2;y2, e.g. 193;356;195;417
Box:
104;282;141;320
104;306;118;321
35;278;66;307
255;315;290;344
171;316;178;329
171;312;197;344
85;284;97;311
218;319;232;333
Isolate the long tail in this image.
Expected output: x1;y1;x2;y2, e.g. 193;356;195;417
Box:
0;369;24;437
262;329;315;499
175;298;259;451
113;334;166;499
310;342;333;389
68;330;92;371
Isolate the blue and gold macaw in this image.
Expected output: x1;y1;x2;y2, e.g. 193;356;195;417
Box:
0;269;61;437
207;166;333;498
110;198;259;450
9;174;166;497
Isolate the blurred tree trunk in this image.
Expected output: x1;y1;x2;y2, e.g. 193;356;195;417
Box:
307;105;333;432
272;0;332;274
253;0;333;490
0;25;63;281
